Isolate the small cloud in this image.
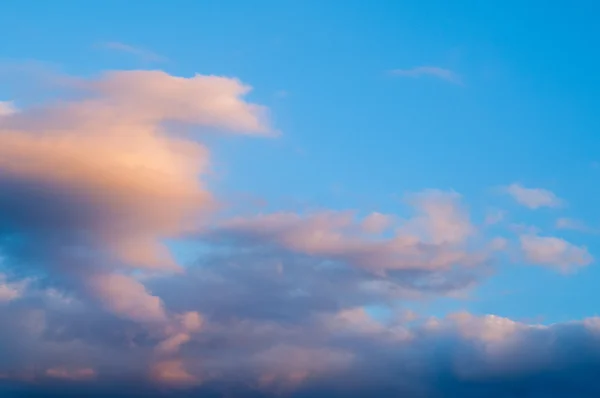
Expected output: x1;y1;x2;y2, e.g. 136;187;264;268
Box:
556;217;594;233
151;360;198;385
509;223;540;235
0;273;27;302
484;209;506;226
45;368;96;381
505;184;563;209
98;41;166;62
390;66;462;84
274;90;288;99
520;234;592;271
0;101;16;116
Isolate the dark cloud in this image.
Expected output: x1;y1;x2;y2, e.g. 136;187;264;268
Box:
2;289;600;397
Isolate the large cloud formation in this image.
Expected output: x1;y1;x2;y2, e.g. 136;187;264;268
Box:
0;68;597;397
0;69;269;383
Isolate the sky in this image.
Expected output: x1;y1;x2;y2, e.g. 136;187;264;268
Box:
1;1;600;397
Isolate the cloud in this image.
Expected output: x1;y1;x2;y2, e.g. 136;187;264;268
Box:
213;191;493;277
448;311;522;343
0;101;16;116
402;190;474;245
506;183;563;209
98;41;166;62
390;66;462;84
0;67;273;374
0;70;271;272
45;367;96;381
156;312;203;355
556;217;593;232
86;273;167;323
274;90;288;99
520;234;593;270
360;212;393;234
150;360;198;385
0;67;276;388
484;209;506;226
3;293;600;397
0;273;27;303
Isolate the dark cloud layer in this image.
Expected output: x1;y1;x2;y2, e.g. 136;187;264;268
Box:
2;289;600;398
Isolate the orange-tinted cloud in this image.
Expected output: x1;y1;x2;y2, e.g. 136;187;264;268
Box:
0;70;270;272
0;69;271;329
45;367;96;381
151;360;198;385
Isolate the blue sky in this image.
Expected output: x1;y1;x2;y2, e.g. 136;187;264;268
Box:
1;1;600;396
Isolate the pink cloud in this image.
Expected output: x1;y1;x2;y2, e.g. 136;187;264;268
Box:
151;360;198;385
45;367;96;381
78;70;272;134
0;101;16;116
448;312;523;343
555;217;593;232
361;212;393;234
217;191;491;274
86;273;167;323
255;344;353;388
0;68;272;388
0;273;27;303
0;70;271;273
520;234;592;270
322;307;412;341
401;190;474;245
506;184;562;209
156;311;204;355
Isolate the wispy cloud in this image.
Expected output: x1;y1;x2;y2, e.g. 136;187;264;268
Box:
484;209;506;226
98;41;166;62
0;101;16;116
390;66;462;84
274;90;288;99
505;183;563;209
556;217;595;233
